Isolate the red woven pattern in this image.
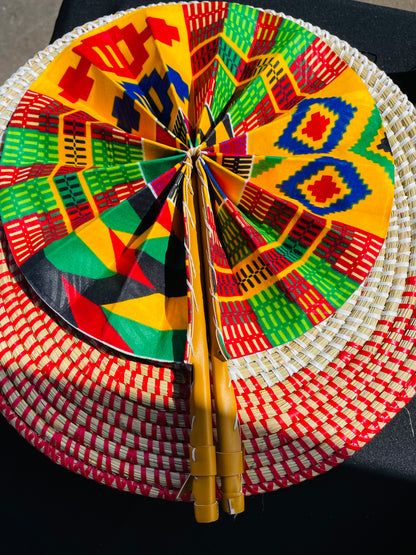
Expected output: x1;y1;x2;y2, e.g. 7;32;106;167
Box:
0;5;415;508
1;209;416;498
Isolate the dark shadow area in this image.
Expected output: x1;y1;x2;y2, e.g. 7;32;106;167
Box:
2;397;416;554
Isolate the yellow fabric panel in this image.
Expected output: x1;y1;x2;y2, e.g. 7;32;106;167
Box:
103;292;189;331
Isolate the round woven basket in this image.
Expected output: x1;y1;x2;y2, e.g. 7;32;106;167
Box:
1;2;415;510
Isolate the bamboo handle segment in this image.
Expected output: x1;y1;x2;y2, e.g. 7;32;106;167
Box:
195;160;244;516
186;159;244;522
188;340;218;523
186;167;218;523
211;354;245;516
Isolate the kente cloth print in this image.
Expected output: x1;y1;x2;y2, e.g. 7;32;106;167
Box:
0;2;394;363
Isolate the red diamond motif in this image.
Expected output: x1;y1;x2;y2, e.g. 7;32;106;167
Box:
307;174;340;203
302;111;331;141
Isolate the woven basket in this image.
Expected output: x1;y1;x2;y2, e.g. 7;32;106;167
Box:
1;2;415;516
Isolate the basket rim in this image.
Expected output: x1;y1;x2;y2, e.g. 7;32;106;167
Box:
0;1;415;502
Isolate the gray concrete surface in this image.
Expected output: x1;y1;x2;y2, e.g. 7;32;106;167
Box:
362;0;416;8
0;0;415;86
0;0;62;85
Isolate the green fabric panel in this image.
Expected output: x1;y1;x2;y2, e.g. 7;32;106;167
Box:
250;156;283;178
44;231;116;279
0;128;59;166
0;176;57;222
228;76;268;128
54;173;89;210
217;39;242;79
91;137;143;167
139;236;171;265
216;204;254;267
102;307;187;362
83;162;145;197
139;154;185;184
223;3;259;55
276;235;310;263
269;18;314;60
297;253;358;307
210;62;235;121
242;210;281;243
99;198;142;235
351;105;395;177
248;283;312;344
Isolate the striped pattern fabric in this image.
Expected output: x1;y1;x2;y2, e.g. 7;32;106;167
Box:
1;2;415;519
0;2;394;363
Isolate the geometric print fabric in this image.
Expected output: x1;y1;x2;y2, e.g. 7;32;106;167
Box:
0;2;394;363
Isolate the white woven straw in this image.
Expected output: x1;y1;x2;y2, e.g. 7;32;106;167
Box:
0;3;415;501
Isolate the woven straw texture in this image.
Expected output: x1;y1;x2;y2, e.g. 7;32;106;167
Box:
1;3;416;502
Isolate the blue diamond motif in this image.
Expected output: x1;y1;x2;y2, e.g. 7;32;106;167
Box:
276;157;370;216
276;97;357;154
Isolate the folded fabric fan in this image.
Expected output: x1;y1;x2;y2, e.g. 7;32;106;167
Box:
0;1;413;523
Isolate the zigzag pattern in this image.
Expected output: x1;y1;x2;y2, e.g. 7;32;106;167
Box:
0;2;394;362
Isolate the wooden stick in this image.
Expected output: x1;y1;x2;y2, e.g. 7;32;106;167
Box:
184;163;218;523
195;158;244;516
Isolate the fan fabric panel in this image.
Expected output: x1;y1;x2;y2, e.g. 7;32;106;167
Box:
0;2;394;363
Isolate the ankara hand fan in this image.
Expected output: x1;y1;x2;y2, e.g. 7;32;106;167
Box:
0;2;396;522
